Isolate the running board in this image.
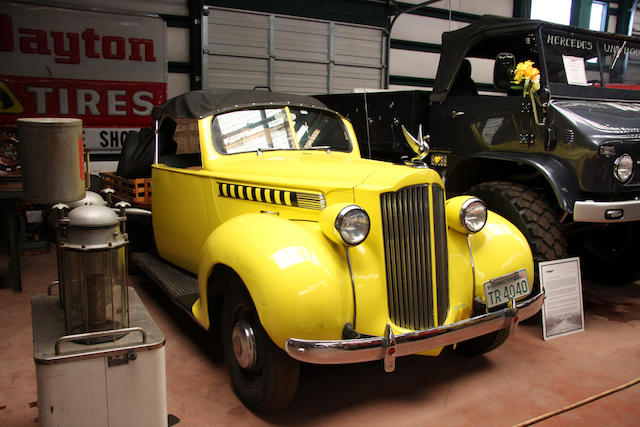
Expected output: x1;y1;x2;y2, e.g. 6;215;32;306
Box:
131;252;200;315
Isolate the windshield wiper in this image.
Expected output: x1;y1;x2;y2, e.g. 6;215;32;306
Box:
306;145;331;151
611;41;626;70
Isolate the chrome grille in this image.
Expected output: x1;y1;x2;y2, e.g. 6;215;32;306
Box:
380;184;449;330
432;185;449;325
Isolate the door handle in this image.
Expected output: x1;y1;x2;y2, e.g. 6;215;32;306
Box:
450;110;465;118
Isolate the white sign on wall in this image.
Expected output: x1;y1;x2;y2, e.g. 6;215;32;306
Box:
0;1;167;152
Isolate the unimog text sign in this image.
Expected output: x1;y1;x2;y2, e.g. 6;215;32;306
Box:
0;2;166;152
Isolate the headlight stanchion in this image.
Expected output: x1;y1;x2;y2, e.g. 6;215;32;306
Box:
346;247;357;330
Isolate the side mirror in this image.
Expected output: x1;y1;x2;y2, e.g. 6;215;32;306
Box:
494;52;515;91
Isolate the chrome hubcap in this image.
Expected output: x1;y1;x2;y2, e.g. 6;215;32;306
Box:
232;319;257;369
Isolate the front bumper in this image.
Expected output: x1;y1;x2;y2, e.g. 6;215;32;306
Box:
574;199;640;222
285;291;544;372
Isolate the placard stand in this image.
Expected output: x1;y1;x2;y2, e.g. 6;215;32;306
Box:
539;257;585;340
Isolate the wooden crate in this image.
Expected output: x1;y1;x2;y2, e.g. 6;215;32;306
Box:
100;172;151;209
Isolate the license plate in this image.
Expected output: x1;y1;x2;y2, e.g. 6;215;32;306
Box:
483;269;531;308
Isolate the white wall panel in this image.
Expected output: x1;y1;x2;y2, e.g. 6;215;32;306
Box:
36;0;187;15
397;0;511;16
468;57;494;85
167;27;190;63
391;14;466;43
611;15;619;34
168;73;190;98
390;50;440;79
457;0;512;16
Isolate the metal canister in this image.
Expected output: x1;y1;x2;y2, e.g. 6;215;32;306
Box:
17;118;86;204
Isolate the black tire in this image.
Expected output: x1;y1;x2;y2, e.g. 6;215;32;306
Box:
470;181;568;292
221;285;300;412
456;329;510;356
573;222;639;285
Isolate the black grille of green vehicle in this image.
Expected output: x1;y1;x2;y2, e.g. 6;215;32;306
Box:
380;184;449;329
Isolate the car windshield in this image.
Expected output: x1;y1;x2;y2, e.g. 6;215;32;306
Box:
542;28;640;93
211;106;352;154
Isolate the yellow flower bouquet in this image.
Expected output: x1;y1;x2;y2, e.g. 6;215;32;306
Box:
511;60;540;97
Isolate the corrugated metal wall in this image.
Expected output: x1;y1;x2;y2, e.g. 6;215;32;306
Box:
203;7;384;94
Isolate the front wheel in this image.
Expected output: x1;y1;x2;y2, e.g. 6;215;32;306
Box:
221;285;300;412
455;329;510;356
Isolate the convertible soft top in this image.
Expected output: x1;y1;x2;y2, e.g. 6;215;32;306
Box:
153;89;330;120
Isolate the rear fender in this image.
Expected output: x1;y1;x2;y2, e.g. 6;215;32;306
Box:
194;214;353;348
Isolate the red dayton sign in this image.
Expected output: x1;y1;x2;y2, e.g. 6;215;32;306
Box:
0;21;158;64
0;2;167;152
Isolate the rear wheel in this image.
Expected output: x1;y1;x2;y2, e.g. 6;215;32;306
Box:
470;181;568;292
221;285;300;412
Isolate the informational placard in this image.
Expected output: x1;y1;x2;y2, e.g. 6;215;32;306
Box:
0;2;167;153
540;257;585;340
562;55;588;86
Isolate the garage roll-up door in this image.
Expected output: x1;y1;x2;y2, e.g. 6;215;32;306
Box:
203;7;385;95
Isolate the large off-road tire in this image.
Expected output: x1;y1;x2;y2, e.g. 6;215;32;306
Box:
221;285;300;412
456;329;510;356
470;181;568;293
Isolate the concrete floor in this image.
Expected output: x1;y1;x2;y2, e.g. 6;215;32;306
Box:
1;249;640;426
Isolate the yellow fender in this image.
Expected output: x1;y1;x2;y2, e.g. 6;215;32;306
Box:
445;196;533;303
469;211;534;302
194;213;353;348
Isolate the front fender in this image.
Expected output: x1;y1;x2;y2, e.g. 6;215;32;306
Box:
448;153;579;214
195;213;353;348
468;211;534;301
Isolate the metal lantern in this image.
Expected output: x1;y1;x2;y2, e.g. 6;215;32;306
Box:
57;204;129;342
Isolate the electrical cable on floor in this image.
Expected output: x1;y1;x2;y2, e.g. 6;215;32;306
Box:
514;376;640;426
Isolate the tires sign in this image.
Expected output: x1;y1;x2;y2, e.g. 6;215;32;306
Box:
0;2;167;152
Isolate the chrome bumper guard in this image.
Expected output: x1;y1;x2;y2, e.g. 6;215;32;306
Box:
574;199;640;223
285;291;544;372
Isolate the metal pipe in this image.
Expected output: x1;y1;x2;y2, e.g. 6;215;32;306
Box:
154;119;159;164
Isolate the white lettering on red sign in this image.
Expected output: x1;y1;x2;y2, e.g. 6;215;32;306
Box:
0;13;156;64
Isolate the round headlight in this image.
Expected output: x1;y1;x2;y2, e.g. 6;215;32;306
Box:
614;154;633;183
461;198;487;233
335;205;370;246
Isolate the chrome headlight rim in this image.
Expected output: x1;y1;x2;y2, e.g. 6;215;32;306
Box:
460;197;487;233
334;205;370;246
614;153;633;183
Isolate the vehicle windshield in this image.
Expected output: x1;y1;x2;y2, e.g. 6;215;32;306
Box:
211;106;352;154
542;28;640;95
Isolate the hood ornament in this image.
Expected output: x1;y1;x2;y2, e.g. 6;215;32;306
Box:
401;124;430;165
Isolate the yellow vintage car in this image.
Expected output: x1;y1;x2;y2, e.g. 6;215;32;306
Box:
133;90;543;412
